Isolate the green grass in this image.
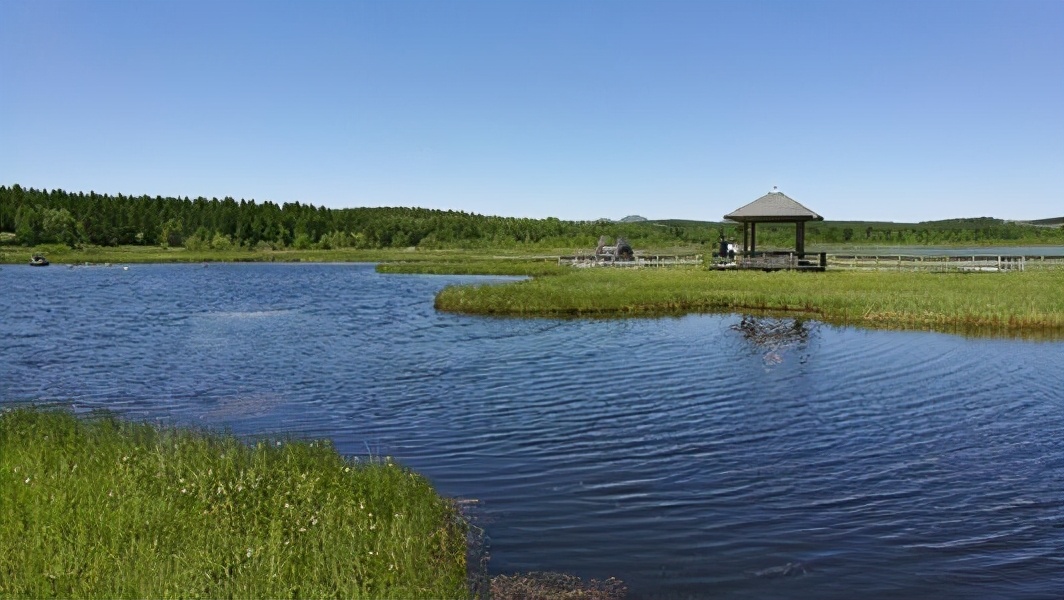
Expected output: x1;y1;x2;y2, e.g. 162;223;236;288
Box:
0;244;436;265
434;268;1064;336
0;407;467;599
0;244;594;267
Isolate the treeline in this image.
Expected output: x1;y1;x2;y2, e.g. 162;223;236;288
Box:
801;218;1064;246
2;184;1062;251
0;184;710;250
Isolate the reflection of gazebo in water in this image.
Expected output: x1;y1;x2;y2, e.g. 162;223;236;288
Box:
721;187;827;271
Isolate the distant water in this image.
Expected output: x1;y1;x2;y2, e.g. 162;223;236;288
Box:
2;263;1062;599
819;245;1064;257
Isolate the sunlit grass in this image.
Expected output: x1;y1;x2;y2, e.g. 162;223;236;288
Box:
434;268;1064;335
0;244;701;266
0;407;467;599
0;245;433;265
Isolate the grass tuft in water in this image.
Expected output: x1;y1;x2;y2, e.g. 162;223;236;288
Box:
0;407;467;599
434;268;1064;336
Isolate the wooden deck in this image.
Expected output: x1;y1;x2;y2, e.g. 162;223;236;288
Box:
711;252;826;272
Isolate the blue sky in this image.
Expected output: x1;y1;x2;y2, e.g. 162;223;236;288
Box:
2;0;1061;222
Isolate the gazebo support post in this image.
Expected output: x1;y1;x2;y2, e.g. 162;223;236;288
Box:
796;221;805;257
750;222;756;254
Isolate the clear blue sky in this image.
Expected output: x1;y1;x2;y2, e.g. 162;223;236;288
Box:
2;0;1061;222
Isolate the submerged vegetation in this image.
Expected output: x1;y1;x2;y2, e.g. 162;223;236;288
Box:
435;268;1064;335
0;407;467;599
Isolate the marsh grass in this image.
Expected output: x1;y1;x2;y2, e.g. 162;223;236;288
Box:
0;407;466;599
435;268;1064;335
0;244;585;268
0;245;433;265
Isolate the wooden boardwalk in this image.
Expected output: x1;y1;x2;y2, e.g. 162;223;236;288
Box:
826;254;1033;272
708;252;1064;272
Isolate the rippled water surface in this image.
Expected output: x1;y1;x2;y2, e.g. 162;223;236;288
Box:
2;263;1062;599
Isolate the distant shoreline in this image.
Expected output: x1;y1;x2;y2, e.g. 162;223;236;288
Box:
2;241;1064;266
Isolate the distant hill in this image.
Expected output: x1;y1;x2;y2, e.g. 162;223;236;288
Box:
1021;217;1064;227
618;215;648;223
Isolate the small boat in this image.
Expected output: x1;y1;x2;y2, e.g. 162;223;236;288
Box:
29;254;50;267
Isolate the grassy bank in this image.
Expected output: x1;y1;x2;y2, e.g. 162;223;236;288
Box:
434;268;1064;336
0;244;447;265
0;407;466;599
0;244;595;268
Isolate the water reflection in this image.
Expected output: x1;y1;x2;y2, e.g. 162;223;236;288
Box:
732;316;818;364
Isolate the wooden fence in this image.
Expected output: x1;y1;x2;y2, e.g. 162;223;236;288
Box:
823;254;1064;272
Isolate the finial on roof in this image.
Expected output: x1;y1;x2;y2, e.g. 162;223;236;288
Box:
771;185;779;194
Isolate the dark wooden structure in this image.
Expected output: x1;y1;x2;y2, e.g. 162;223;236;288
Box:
722;187;825;271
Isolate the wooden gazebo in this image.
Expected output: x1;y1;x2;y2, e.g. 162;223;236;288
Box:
722;187;826;270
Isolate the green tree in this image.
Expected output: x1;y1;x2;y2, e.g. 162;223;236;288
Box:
160;219;184;248
15;205;42;245
41;208;80;246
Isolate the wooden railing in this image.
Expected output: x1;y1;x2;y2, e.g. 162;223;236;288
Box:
825;254;1038;272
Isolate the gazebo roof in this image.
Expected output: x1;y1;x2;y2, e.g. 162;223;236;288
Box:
724;188;823;223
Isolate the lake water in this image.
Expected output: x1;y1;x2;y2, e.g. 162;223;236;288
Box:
2;263;1062;599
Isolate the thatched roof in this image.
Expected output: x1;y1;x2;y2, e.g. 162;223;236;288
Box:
724;188;823;223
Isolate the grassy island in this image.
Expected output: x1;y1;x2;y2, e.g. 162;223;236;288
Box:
433;268;1064;336
0;407;467;599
